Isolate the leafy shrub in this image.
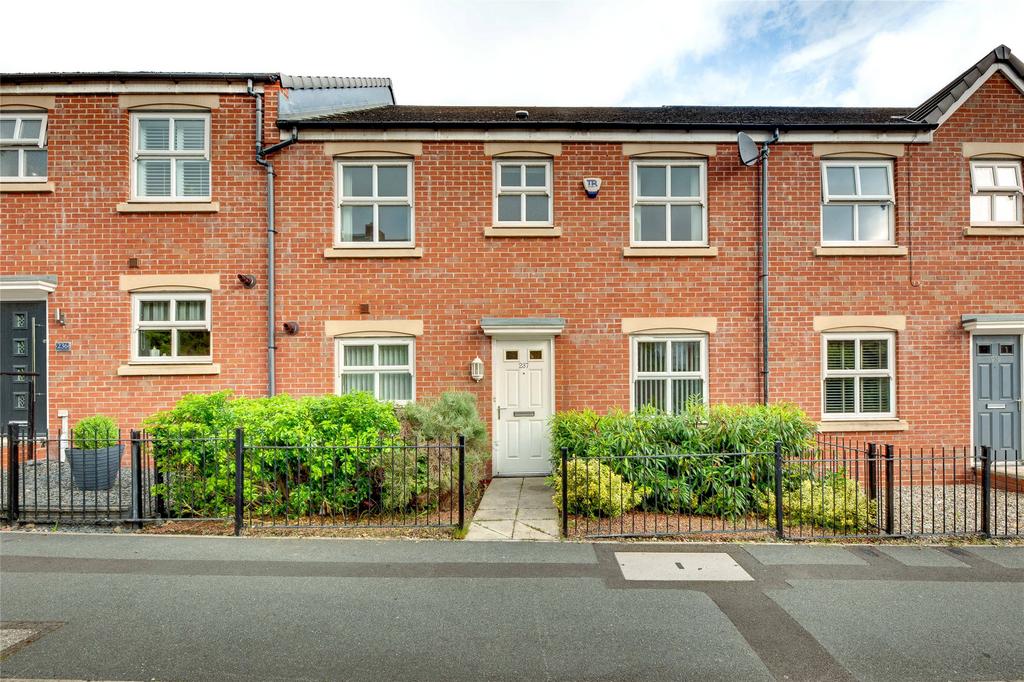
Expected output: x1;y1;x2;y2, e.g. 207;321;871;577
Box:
72;416;119;449
762;473;876;532
550;459;647;517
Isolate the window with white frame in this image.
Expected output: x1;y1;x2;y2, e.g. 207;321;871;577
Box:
821;333;895;420
0;112;48;181
970;160;1022;225
132;293;212;362
336;339;414;402
631;160;707;245
494;159;553;226
335;160;414;245
131;112;211;200
631;335;707;414
820;161;894;244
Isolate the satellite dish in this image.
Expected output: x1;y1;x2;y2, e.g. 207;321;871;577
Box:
737;132;760;166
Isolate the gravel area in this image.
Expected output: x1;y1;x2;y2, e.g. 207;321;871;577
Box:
1;460;137;519
890;484;1021;537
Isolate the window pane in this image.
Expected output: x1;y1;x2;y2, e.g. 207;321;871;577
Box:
827;340;855;370
139;300;170;322
342;373;375;394
0;150;19;177
0;120;14;139
175;300;206;322
858;166;889;196
138;330;172;358
860;377;891;413
529;349;542;360
993;195;1018;222
342;166;373;197
824;377;855;414
825;166;855;195
636;341;665;372
377;166;408;197
378;344;409;366
138;119;170;150
635;205;667;242
379;372;413;401
671;341;700;372
822;204;854;241
174;119;206;151
670;205;702;242
670;166;700;197
860;339;888;370
24;150;46;177
857;204;890;241
973;166;995;188
139;159;172;196
177;330;211;357
995;165;1020;188
671;379;702;413
635;379;665;411
524;194;549;222
524;165;547;187
343;345;373;367
378;205;412;241
637;166;666;197
500;164;521;187
970;195;992;222
340;205;374;242
498;194;521;222
18;119;41;141
177;159;210;197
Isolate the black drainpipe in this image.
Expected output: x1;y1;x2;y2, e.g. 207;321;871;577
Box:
247;79;298;396
759;129;779;404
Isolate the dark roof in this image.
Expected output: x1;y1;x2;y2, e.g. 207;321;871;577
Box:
907;45;1024;123
282;104;919;130
279;75;392;90
0;71;278;84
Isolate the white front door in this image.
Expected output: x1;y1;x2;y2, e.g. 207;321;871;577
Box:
494;338;553;476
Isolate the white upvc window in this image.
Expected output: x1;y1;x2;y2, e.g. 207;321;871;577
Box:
335;160;414;247
821;332;895;420
820;160;895;245
630;335;708;414
970;160;1022;225
630;159;707;246
336;338;415;403
132;293;212;363
493;159;553;226
131;112;211;201
0;112;48;181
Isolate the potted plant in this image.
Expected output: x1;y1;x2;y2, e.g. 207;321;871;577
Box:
68;416;122;491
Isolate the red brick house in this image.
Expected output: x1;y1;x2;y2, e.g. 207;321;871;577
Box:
2;47;1022;476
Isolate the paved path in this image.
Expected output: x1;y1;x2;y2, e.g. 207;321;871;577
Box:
1;532;1023;681
465;476;560;541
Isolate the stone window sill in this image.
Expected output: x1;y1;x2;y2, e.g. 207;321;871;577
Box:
814;245;907;257
818;419;909;433
118;363;221;376
622;246;718;258
964;226;1024;236
1;181;55;193
324;247;423;258
116;201;219;213
484;227;562;237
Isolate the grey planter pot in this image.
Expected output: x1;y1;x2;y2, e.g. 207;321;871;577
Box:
68;445;123;491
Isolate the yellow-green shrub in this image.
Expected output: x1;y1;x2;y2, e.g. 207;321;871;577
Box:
550;459;647;517
762;476;876;532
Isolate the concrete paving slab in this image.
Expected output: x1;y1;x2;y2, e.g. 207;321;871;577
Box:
472;508;519;522
469;520;515;538
965;546;1024;568
513;521;560;541
616;552;754;582
463;523;511;541
878;546;969;568
516;507;559;521
744;545;867;566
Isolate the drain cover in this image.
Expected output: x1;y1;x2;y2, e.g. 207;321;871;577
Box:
615;552;754;581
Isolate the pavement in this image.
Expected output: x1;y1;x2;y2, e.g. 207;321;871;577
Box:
1;532;1023;681
464;476;560;541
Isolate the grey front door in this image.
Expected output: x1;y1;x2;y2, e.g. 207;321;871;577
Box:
973;335;1021;461
0;301;48;436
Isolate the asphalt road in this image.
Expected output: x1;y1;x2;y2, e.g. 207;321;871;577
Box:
1;532;1022;681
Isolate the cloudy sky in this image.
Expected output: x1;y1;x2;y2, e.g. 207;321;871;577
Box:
5;0;1022;108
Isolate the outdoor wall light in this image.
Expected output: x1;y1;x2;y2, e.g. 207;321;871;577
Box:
283;321;300;335
470;356;484;382
237;274;257;289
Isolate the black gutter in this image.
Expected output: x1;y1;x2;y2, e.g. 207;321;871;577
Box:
3;72;278;83
279;120;936;131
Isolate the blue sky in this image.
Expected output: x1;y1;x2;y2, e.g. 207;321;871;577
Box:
4;0;1023;109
